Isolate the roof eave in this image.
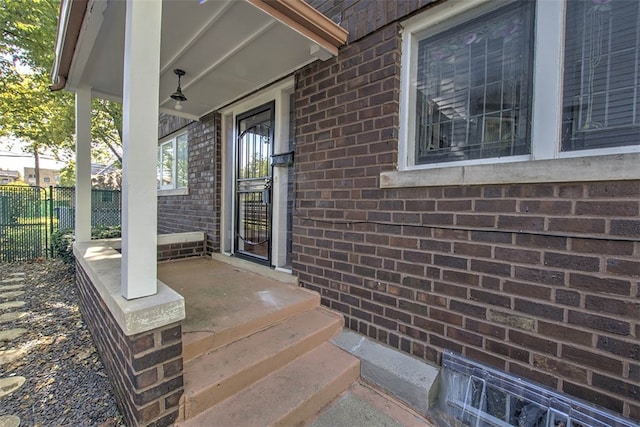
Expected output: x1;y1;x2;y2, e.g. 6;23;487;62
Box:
51;0;89;91
246;0;348;56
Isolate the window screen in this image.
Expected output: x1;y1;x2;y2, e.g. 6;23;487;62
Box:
562;0;640;151
414;2;534;165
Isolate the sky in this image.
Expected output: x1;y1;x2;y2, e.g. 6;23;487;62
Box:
0;137;68;175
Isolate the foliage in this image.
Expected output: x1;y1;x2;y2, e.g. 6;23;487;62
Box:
0;0;59;72
51;228;75;264
92;226;122;240
92;168;122;190
1;0;75;183
51;226;122;264
0;0;122;180
92;99;123;163
58;161;76;187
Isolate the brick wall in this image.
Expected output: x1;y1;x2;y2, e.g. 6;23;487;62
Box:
157;112;221;254
293;20;640;421
306;0;436;43
157;240;205;261
76;262;183;426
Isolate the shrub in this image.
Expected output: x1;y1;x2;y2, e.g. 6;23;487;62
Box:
51;226;122;264
51;229;75;264
92;225;122;240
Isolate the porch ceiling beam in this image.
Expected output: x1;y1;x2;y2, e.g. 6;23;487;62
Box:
158;19;278;107
159;0;234;75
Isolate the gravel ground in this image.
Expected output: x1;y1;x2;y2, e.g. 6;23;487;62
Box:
0;259;123;427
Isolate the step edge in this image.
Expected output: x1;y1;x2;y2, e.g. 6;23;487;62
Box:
178;342;360;427
182;294;320;363
181;315;342;418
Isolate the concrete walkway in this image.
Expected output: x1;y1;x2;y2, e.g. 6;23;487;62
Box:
0;273;26;427
310;382;433;427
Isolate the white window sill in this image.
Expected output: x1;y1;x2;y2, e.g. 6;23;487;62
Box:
158;187;189;196
380;153;640;188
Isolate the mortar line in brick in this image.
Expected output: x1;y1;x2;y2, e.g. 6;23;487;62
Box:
295;216;640;243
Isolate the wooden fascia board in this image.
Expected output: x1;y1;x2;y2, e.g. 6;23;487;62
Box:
51;0;88;90
248;0;348;56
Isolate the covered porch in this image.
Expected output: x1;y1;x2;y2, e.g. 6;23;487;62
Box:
54;0;349;425
75;234;360;425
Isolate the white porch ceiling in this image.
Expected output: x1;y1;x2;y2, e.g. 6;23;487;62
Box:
59;0;347;119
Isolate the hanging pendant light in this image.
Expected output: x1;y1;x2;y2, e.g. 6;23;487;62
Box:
170;69;187;111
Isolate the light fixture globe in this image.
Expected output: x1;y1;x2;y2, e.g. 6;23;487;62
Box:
170;69;187;105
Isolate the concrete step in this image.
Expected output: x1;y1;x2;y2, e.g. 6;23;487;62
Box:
178;342;360;427
179;307;343;420
181;285;319;364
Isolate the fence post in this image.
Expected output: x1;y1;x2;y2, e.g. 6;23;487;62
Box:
49;186;54;257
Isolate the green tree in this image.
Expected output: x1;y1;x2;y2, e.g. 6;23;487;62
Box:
0;0;123;184
0;0;75;185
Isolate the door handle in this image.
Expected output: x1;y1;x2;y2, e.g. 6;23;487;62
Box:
262;178;272;205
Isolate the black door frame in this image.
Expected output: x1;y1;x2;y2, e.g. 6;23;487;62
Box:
234;101;275;266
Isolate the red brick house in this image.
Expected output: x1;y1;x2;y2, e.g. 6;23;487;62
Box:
53;0;639;425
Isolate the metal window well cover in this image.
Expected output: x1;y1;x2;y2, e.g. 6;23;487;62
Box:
429;351;638;427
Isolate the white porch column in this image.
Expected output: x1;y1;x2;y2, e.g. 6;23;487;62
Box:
75;87;92;243
121;0;162;300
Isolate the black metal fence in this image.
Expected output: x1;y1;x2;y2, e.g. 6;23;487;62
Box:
0;185;121;262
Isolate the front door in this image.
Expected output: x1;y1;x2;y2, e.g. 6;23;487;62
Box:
234;102;274;265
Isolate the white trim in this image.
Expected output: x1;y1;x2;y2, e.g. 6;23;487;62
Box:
271;87;292;268
220;78;294;268
157;130;189;191
211;253;296;283
221;111;234;255
397;25;413;170
531;0;565;160
158;188;189;197
381;153;640;188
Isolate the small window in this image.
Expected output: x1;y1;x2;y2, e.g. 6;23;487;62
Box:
157;132;188;191
176;134;188;188
43;177;51;183
411;2;535;165
562;0;640;151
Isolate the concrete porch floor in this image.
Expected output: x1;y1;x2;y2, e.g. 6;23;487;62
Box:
157;257;433;426
158;256;317;359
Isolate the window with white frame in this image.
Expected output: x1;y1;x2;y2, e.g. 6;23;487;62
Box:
400;0;640;171
562;0;640;152
157;133;188;190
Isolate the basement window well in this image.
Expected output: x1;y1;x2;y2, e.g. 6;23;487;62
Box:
430;351;637;427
